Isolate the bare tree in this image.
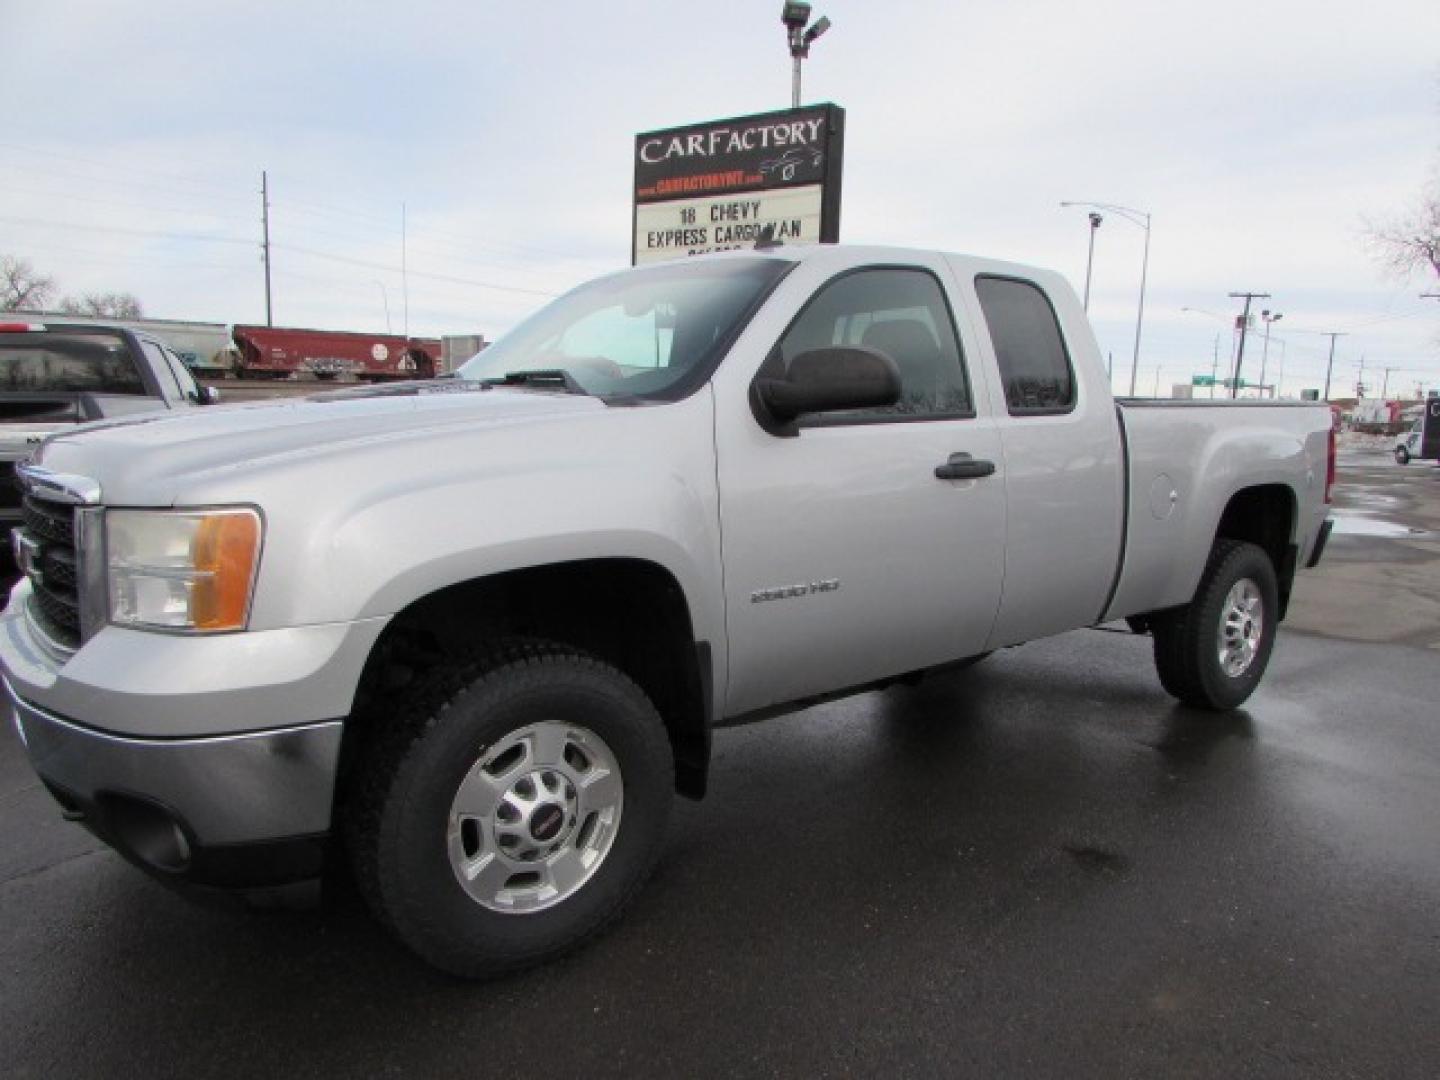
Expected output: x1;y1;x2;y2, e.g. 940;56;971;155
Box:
1;254;58;310
59;292;145;319
1366;171;1440;283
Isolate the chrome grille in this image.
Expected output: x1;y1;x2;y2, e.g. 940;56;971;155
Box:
0;461;20;513
19;493;82;649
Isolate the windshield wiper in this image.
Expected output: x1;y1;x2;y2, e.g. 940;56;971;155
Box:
478;369;590;396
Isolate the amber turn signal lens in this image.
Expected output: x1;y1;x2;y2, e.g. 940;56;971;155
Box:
191;512;261;630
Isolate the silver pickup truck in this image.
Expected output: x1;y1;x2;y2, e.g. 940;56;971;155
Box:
0;319;216;543
2;245;1334;976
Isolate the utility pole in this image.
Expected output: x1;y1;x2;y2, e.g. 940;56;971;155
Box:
1228;291;1269;398
1381;367;1396;399
1132;219;1151;397
1321;332;1346;400
1355;355;1367;399
401;202;409;338
1211;334;1220;399
261;171;273;327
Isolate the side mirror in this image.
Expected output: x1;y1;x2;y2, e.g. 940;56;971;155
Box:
194;386;221;405
753;346;901;433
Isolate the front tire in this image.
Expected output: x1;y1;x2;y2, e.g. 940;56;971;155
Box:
1151;539;1279;711
347;641;674;978
1395;445;1411;465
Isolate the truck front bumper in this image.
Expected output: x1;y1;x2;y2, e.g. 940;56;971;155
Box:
0;579;389;895
7;682;341;889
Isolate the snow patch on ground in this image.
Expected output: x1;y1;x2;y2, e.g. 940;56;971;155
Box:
1338;431;1398;452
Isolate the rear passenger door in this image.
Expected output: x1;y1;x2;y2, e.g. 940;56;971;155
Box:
965;272;1124;647
715;261;1007;715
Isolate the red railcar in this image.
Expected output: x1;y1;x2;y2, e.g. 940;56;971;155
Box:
231;326;443;381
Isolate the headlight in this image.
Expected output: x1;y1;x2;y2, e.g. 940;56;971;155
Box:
107;509;263;633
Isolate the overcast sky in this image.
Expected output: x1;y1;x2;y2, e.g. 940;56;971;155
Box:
3;0;1438;397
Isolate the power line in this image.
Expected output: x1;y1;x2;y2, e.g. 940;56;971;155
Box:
0;216;560;300
0;142;256;202
0;215;253;246
0;182;254;224
276;244;558;298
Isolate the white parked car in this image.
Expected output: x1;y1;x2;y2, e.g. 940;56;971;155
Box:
1394;409;1439;465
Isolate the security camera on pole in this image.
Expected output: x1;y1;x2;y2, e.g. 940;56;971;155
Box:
782;2;831;108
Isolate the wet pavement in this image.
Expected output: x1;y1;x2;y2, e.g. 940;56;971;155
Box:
1287;451;1440;649
2;456;1439;1078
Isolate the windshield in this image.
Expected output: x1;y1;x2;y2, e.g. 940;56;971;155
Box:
455;256;792;400
0;331;146;394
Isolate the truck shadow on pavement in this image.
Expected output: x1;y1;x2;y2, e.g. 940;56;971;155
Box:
3;628;1294;1079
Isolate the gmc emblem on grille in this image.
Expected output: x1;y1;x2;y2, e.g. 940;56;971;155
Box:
12;529;41;584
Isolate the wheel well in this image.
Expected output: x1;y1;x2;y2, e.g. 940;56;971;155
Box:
1214;484;1297;617
344;559;711;800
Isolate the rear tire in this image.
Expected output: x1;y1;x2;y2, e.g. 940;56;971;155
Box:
1151;540;1278;711
346;640;674;978
1395;446;1410;465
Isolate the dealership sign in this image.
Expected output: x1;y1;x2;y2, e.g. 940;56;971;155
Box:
632;104;845;265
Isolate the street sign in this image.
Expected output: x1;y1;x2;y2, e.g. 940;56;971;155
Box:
1192;375;1216;386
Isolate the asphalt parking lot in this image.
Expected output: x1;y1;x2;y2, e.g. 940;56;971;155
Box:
3;453;1438;1079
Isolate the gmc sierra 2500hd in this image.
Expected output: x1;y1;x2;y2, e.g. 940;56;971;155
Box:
3;245;1334;976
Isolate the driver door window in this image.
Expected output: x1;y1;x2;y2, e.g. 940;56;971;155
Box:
777;268;972;421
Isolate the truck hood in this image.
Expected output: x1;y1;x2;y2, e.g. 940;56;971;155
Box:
31;382;609;504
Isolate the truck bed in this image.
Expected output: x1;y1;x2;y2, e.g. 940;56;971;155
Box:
1104;398;1333;621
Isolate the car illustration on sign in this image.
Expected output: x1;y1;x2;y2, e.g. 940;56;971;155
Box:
759;146;824;181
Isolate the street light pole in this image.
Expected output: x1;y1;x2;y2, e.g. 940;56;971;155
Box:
1061;201;1151;395
782;3;830;108
1258;310;1282;398
1082;212;1102;312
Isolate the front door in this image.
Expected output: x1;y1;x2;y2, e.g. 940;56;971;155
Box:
714;262;1007;716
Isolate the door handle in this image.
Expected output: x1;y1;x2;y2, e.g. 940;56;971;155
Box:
934;452;996;480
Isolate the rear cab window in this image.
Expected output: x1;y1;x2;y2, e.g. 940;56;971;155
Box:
974;276;1075;415
0;330;147;395
140;340;185;402
162;345;202;401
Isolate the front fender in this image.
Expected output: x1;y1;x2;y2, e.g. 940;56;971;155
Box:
241;392;725;654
